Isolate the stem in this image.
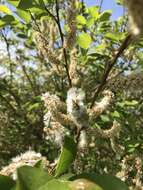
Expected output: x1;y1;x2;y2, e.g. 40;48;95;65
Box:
90;34;132;108
44;1;72;87
55;0;72;87
99;0;104;13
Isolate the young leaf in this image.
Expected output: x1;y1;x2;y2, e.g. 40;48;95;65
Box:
99;10;112;21
16;166;53;190
16;9;31;23
0;5;12;14
77;32;92;49
88;6;99;20
55;136;77;177
7;0;20;7
76;15;86;25
0;20;6;28
0;175;15;190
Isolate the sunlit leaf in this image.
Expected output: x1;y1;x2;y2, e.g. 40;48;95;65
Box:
76;15;86;25
16;9;31;23
99;10;112;21
77;32;92;49
0;5;12;14
88;6;99;20
7;0;20;7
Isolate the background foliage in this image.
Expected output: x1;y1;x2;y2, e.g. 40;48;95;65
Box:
0;0;143;189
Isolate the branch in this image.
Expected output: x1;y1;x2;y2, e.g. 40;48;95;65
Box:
55;0;72;87
30;11;42;33
99;0;104;13
43;1;72;87
1;30;13;84
90;34;132;108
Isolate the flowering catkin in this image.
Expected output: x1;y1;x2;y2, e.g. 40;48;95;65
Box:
64;0;77;49
88;90;114;120
66;87;89;128
124;0;143;36
0;151;49;180
33;32;61;64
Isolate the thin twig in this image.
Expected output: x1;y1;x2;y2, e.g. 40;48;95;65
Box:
44;5;58;23
99;0;104;13
90;34;132;108
1;30;13;84
1;30;11;60
55;0;72;87
29;11;42;33
41;1;72;87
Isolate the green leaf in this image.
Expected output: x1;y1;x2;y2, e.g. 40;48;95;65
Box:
76;15;86;25
38;179;70;190
88;6;99;20
28;7;45;15
100;115;110;122
0;20;6;28
35;0;45;8
69;179;103;190
86;18;94;28
0;5;12;14
77;32;92;49
99;10;112;21
18;0;33;9
2;15;15;23
16;9;31;23
55;136;77;177
124;100;138;106
87;43;108;56
16;166;53;190
17;33;27;38
111;111;120;118
7;0;20;7
0;175;15;190
70;173;129;190
59;173;75;181
0;15;15;28
34;160;45;169
27;103;40;111
105;32;125;42
116;0;123;5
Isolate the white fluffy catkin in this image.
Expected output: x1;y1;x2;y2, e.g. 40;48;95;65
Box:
66;87;88;128
124;0;143;36
78;130;88;149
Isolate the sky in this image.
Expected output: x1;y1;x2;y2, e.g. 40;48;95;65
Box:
84;0;124;20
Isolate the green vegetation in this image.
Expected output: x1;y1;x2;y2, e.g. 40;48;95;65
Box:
0;0;143;189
